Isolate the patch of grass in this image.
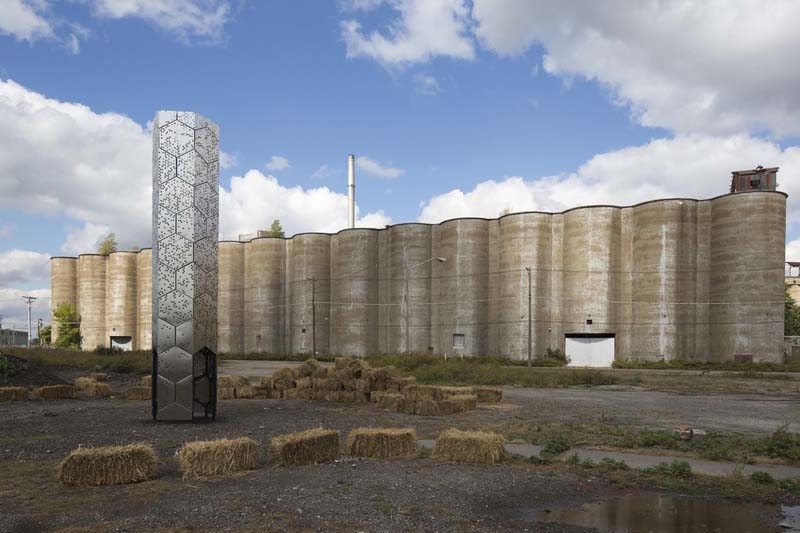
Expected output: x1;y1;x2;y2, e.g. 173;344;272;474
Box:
750;471;774;484
0;355;16;378
613;358;800;373
219;353;336;363
645;460;692;479
541;433;571;457
764;424;800;461
6;348;151;374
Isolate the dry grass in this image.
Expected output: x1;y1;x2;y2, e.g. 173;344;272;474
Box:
431;428;505;464
346;428;418;459
0;387;29;401
472;386;503;403
126;386;151;400
58;443;156;486
269;428;340;466
235;385;255;399
230;375;250;387
74;377;96;390
218;387;236;400
32;385;76;400
176;437;260;479
217;375;235;388
82;382;112;398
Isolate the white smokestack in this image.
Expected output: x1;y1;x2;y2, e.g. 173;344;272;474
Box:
348;154;355;229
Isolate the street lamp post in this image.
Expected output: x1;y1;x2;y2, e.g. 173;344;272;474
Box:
403;246;446;353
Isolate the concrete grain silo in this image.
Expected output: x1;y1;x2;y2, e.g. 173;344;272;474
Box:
431;219;490;357
286;233;331;354
136;249;152;350
218;241;245;354
244;238;286;354
50;257;78;346
77;254;107;350
105;251;138;350
330;229;379;356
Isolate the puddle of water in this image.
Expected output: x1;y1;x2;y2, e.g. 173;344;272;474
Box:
535;493;780;533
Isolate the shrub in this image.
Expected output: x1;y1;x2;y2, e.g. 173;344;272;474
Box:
0;355;16;378
765;424;800;461
750;471;774;484
646;460;692;479
541;433;570;457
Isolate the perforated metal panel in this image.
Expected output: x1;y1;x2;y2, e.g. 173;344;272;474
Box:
152;111;219;421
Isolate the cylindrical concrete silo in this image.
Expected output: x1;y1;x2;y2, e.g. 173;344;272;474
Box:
77;254;107;350
286;234;331;355
431;219;490;357
105;252;138;350
50;257;78;346
378;224;433;354
709;192;786;362
136;249;152;351
330;229;379;356
492;213;553;360
629;200;699;362
218;241;244;354
244;238;286;354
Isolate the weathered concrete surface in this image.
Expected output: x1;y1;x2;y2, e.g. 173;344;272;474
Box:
49;257;77;346
76;254;106;350
135;249;152;350
104;251;137;348
218;241;244;354
53;192;787;361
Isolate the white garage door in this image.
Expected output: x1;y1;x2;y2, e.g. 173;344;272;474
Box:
565;336;615;368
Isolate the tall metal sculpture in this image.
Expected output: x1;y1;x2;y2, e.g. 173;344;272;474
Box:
151;111;219;421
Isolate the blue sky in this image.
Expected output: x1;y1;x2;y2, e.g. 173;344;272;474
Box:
1;0;799;326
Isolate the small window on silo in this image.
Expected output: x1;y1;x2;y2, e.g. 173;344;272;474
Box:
452;334;465;348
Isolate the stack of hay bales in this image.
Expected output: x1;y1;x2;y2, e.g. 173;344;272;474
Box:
32;384;76;400
346;428;417;459
74;376;112;398
176;437;259;478
126;375;152;400
269;428;340;466
58;443;157;486
0;387;29;401
431;428;505;464
217;375;254;400
257;358;415;404
376;384;480;416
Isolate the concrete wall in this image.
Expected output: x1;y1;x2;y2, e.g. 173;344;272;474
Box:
105;252;138;348
136;249;152;350
52;191;787;362
50;257;77;345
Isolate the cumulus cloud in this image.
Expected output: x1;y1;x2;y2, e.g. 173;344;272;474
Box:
265;155;291;171
0;249;51;285
61;222;112;255
0;0;54;42
0;287;51;328
310;164;333;180
219;150;237;169
356;156;405;179
412;73;440;95
341;0;474;66
219;170;391;238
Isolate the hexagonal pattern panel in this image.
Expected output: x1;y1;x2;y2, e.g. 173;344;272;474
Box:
152;111;219;422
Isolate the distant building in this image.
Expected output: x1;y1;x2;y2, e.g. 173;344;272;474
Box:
787;262;800;302
238;230;270;242
730;166;778;193
0;328;28;347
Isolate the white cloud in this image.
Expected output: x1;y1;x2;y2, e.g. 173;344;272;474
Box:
61;222;111;255
0;287;51;328
0;0;53;42
265;155;291;171
356;156;405;179
787;239;800;262
412;73;440;95
219;150;237;169
219;170;391;238
341;0;474;66
418;134;800;225
310;164;333;180
88;0;231;42
65;32;80;54
0;79;152;251
0;249;51;285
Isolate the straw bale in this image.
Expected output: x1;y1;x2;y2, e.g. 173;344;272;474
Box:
431;428;505;464
370;391;389;403
90;372;109;382
444;394;478;413
74;377;96;390
126;386;151;400
346;358;370;378
356;392;371;403
253;384;270;399
217;375;235;388
334;357;353;370
472;386;503;403
176;437;259;478
58;443;156;486
271;368;295;391
142;375;152;387
218;387;236;400
412;399;453;416
403;385;444;402
0;387;28;401
235;385;255;399
386;376;416;393
311;365;330;379
269;428;340;466
296;389;314;400
346;428;418;459
295;377;312;390
324;391;343;402
312;377;341;391
32;385;76;400
283;388;299;400
230;375;250;387
334;367;356;382
83;382;112;398
312;389;328;401
355;377;372;393
438;386;475;398
378;393;406;412
295;359;322;378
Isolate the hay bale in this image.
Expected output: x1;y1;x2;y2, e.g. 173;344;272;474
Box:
313;377;341;391
295;377;312;390
90;372;109;382
431;428;505;464
472;386;503;403
0;387;28;401
83;382;112;398
312;389;328;401
141;375;152;387
413;399;452;416
74;376;96;390
217;375;235;388
356;392;371;403
346;428;418;459
297;389;314;401
378;393;406;412
386;376;416;393
269;428;340;466
311;365;330;379
355;377;372;393
404;385;444;402
271;368;295;391
235;385;255;399
252;385;271;399
32;385;76;400
282;388;299;400
439;386;474;398
58;443;156;486
370;390;389;403
176;437;259;478
444;394;478;413
334;367;356;383
230;375;250;387
295;359;322;378
218;387;236;400
334;357;353;370
126;386;151;400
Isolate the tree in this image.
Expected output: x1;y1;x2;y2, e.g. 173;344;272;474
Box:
786;286;800;336
499;207;512;216
266;219;285;238
53;303;82;349
97;232;117;255
39;325;51;346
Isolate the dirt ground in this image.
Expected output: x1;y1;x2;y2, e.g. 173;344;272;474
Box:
1;365;798;531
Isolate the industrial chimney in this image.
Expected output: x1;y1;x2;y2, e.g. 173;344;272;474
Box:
348;154;355;228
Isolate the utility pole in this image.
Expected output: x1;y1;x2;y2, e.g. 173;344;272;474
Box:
37;318;43;347
525;267;532;367
22;296;36;349
306;277;316;356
